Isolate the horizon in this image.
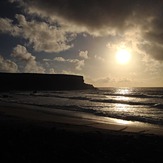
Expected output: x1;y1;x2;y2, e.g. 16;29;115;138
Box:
0;0;163;87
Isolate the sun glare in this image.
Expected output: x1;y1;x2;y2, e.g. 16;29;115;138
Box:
116;49;131;64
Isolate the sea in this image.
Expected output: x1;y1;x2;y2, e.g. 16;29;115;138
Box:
0;87;163;127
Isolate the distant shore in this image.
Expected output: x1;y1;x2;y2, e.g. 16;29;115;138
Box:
0;101;163;162
0;73;95;91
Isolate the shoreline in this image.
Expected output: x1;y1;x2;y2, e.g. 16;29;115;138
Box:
0;101;163;136
1;101;163;162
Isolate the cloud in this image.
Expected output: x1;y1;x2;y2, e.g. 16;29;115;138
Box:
117;78;132;84
47;68;56;74
44;56;85;71
10;0;163;33
53;57;66;62
94;55;105;62
94;76;133;87
15;14;74;53
11;45;45;73
141;54;163;75
138;43;163;61
12;44;34;61
79;50;88;59
96;77;113;84
137;17;163;61
75;60;84;70
8;0;163;61
0;17;19;36
62;70;76;75
54;57;84;70
0;14;75;53
0;55;18;72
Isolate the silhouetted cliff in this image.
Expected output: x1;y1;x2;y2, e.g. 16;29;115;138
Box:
0;73;94;91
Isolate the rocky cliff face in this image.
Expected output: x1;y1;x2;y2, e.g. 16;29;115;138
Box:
0;73;94;91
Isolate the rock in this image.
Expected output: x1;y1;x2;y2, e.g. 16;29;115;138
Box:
0;73;95;91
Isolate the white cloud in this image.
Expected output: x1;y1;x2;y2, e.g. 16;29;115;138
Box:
54;57;66;62
62;70;75;75
53;57;85;70
24;58;45;73
94;55;105;62
0;55;18;72
0;14;75;53
11;45;45;73
0;17;20;36
93;75;134;87
79;50;88;59
75;60;84;70
12;44;34;61
15;14;74;53
42;59;52;62
47;68;56;74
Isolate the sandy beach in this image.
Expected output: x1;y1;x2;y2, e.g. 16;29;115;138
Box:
1;101;163;162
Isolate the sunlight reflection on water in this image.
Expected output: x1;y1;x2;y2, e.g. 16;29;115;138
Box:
115;88;130;95
112;119;132;125
113;88;134;112
113;103;130;112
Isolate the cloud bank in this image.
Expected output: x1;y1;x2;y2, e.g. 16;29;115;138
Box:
10;0;162;31
8;0;163;61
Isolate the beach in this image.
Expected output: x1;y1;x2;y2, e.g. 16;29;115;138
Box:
1;101;163;162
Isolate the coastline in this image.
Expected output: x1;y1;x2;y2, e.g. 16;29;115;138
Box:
1;101;163;162
1;101;163;135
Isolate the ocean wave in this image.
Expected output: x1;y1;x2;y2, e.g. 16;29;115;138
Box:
20;92;163;109
20;103;163;126
104;93;163;99
90;99;163;109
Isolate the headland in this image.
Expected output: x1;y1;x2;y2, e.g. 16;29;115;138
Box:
0;72;94;91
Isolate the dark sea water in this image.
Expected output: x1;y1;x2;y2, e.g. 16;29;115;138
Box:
1;87;163;126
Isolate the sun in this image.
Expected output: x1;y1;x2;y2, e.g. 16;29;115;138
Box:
116;49;131;64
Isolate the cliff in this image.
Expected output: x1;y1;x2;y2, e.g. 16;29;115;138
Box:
0;73;94;91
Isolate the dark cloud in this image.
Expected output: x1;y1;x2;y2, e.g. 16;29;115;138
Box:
144;32;163;45
139;17;163;61
14;0;163;31
138;43;163;61
144;18;163;45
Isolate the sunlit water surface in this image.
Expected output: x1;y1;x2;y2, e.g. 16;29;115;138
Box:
0;87;163;126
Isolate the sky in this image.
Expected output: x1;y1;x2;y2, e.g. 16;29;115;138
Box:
0;0;163;87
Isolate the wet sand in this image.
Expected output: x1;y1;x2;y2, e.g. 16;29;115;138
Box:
0;102;163;162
